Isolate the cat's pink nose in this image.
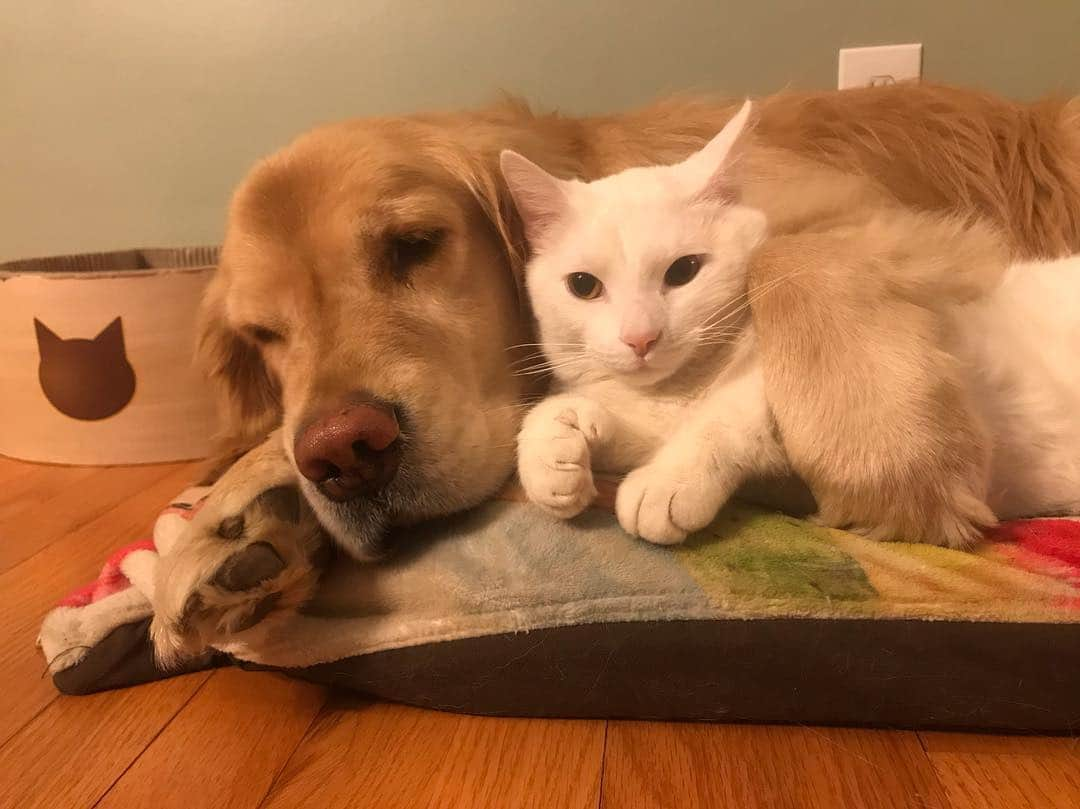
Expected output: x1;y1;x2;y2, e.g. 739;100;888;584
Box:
622;330;661;358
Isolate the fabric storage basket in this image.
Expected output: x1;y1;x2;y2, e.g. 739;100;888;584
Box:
0;247;220;465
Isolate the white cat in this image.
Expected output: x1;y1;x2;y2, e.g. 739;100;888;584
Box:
501;101;1080;546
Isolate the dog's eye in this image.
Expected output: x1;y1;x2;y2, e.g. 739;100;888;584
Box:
663;255;706;287
387;230;444;277
242;325;284;345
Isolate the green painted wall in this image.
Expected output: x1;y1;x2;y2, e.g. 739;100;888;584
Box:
3;1;1078;261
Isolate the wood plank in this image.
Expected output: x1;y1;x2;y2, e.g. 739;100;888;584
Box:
261;697;605;809
920;732;1080;809
95;669;326;809
0;462;199;746
0;455;44;485
0;671;211;809
0;461;194;573
601;722;951;809
0;461;98;519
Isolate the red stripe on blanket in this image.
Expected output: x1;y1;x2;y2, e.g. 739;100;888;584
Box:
55;493;205;609
990;518;1080;592
989;519;1080;565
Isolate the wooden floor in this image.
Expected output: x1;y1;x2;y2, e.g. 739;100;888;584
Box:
1;457;1078;809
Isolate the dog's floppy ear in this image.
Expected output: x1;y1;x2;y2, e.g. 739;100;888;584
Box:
434;142;530;275
428;100;584;277
196;268;281;474
428;113;590;330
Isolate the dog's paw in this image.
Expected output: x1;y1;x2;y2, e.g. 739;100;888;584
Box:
517;404;604;519
615;461;728;545
150;484;328;668
812;483;994;550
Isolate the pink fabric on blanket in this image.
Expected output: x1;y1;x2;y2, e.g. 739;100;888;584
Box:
57;495;206;608
59;538;156;608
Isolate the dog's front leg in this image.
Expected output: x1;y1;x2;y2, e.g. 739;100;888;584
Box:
749;227;996;548
150;433;330;668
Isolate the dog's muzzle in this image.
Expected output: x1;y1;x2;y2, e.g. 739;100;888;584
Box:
293;395;403;503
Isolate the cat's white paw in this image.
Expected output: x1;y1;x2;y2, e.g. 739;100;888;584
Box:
615;461;728;545
517;404;604;519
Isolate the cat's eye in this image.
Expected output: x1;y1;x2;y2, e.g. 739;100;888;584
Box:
663;255;705;287
243;324;284;345
387;229;444;278
566;272;603;300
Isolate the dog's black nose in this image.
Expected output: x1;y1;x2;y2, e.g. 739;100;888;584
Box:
293;400;401;501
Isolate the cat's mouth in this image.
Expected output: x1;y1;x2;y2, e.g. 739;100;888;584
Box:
599;346;687;385
607;359;678;387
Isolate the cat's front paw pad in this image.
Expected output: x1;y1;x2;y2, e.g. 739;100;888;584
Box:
518;408;598;519
150;485;328;669
615;463;726;545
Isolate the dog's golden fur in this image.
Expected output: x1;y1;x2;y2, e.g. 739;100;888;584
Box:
756;84;1080;258
201;82;1080;547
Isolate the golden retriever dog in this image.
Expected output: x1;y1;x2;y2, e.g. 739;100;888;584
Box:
151;82;1080;656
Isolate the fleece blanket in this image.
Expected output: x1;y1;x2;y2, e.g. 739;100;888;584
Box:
39;485;1080;683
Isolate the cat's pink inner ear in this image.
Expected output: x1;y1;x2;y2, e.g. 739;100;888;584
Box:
94;317;125;346
686;99;753;203
700;176;739;205
499;150;568;245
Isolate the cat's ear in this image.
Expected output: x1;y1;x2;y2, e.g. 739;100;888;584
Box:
681;99;754;203
499;150;570;246
34;319;61;352
93;317;125;350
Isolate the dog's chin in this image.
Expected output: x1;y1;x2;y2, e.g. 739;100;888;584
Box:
298;480;390;561
295;462;463;562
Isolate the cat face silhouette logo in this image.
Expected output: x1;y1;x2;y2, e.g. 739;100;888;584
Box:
34;317;137;420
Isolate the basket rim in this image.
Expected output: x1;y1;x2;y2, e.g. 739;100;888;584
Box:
0;246;220;277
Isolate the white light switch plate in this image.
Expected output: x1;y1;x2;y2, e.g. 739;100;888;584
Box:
838;43;922;90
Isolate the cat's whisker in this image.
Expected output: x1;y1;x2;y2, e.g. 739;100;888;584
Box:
694;337;742;347
511;357;575;373
478;401;543;415
693;323;741;339
511;349;589;368
508;356;591;373
508;348;589;366
514;358;591;373
507;353;552;369
698;297;750;332
512;356;593;377
698;265;811;333
505;341;585;353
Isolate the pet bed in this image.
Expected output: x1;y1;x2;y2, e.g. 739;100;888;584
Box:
39;485;1080;732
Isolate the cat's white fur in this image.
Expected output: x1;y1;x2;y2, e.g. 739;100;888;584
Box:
502;101;1080;545
955;257;1080;520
